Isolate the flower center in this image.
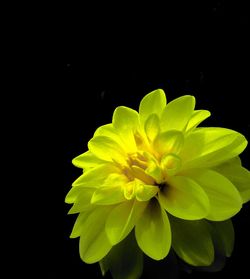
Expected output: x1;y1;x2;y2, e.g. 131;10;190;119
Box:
122;149;182;190
128;152;148;170
122;152;155;185
155;181;169;191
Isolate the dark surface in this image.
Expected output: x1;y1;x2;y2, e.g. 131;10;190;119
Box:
16;2;250;278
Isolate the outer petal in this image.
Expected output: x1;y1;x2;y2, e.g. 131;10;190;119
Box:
68;188;96;214
94;123;119;138
185;169;242;221
153;130;184;156
79;206;113;263
105;199;148;245
94;123;126;149
65;186;84;204
209;219;234;257
113;106;139;132
185;110;211;132
91;186;126;205
214;158;250;203
70;211;89;238
100;232;143;279
135;199;171;260
112;106;139;153
88;136;127;164
139;89;167;124
169;216;214;266
91;173;128;205
158;175;210;220
180;128;247;169
144;113;160;142
160;95;195;132
72;164;118;187
72;151;107;169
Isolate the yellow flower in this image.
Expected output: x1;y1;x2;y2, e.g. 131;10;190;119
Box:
66;89;250;278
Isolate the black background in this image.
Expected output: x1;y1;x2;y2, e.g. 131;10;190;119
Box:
15;2;250;278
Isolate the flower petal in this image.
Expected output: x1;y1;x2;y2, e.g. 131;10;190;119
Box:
214;158;250;203
135;199;171;260
72;151;107;169
94;123;119;138
130;165;155;185
112;106;140;153
153;130;184;156
209;219;234;257
99;260;108;276
94;123;126;150
88;136;127;164
185;169;242;221
135;184;159;201
185;110;211;132
169;216;214;266
91;174;128;205
72;164;118;187
160;95;195;132
139;89;167;124
105;199;148;245
91;186;126;205
144;113;160;142
65;186;85;204
70;211;89;238
158;175;210;220
100;231;143;279
79;206;113;263
68;188;96;214
160;153;182;176
123;181;136;200
145;159;163;184
180;128;248;169
113;106;139;133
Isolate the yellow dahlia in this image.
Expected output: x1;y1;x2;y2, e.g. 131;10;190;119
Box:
65;89;250;278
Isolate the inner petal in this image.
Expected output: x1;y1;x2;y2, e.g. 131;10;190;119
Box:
161;153;182;176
